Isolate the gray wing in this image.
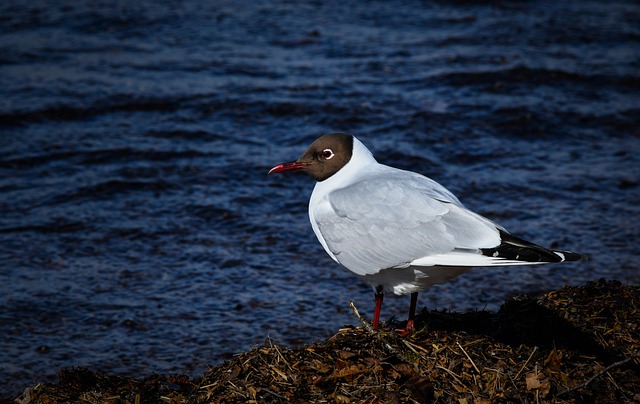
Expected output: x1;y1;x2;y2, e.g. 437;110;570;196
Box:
313;171;503;276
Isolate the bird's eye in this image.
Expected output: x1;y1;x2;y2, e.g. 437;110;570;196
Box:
321;149;334;160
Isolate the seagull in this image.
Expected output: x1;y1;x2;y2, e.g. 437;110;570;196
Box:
268;133;587;332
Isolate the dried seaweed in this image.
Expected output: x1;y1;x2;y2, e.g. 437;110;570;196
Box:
13;279;640;403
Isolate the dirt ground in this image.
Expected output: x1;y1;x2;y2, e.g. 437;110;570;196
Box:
11;279;640;403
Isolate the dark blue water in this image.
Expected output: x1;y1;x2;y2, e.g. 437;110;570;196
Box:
1;0;639;396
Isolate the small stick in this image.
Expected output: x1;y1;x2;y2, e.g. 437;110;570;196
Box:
403;339;431;354
514;346;538;380
272;344;293;372
557;356;635;397
349;300;375;333
457;341;480;373
436;365;464;385
349;301;410;360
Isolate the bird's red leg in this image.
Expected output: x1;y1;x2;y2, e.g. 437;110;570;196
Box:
405;292;419;334
372;288;384;330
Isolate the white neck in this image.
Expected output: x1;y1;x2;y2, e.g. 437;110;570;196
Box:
319;136;377;188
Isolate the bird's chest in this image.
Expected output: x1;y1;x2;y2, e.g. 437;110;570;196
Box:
309;193;334;234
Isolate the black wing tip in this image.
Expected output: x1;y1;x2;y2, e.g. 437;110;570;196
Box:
552;249;589;262
482;230;588;263
480;244;562;263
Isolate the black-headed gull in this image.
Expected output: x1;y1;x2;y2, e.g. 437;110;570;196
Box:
269;133;587;332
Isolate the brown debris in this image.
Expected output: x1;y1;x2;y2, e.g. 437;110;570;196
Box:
12;279;640;403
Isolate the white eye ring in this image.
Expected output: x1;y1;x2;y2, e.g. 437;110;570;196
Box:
321;149;334;159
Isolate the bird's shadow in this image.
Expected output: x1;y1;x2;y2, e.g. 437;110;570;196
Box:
404;296;610;359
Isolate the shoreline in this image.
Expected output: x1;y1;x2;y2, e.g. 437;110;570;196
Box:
10;279;640;403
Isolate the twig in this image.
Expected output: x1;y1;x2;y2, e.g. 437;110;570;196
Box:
457;341;480;373
272;344;294;373
506;372;527;404
514;346;538;380
556;356;635;397
436;365;464;385
349;300;375;333
402;339;431;354
348;300;410;361
262;388;287;400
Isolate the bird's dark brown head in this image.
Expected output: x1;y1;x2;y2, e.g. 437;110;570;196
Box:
268;133;354;181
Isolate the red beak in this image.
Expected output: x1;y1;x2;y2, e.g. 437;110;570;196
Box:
268;160;308;175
